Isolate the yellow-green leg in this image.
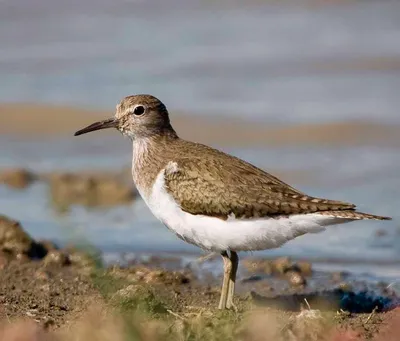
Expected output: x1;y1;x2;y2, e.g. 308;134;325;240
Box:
226;251;239;310
218;251;232;310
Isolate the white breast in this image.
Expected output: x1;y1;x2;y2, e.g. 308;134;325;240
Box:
138;168;352;252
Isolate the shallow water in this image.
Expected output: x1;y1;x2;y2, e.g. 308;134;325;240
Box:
1;136;399;280
1;0;400;279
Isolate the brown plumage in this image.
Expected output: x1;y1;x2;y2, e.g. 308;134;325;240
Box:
116;94;390;222
76;94;391;222
160;139;389;221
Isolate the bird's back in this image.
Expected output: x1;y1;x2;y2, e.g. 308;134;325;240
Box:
164;138;360;219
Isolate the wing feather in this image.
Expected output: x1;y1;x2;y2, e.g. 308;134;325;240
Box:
164;157;355;219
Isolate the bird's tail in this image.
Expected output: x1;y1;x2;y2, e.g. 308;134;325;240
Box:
317;210;392;221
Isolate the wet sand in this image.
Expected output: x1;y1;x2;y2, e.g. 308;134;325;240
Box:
1;103;400;147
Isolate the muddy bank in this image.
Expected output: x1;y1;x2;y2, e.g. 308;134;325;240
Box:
1;168;137;209
1;103;400;147
0;214;398;340
0;215;100;328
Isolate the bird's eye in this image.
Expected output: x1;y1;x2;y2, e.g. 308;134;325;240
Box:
133;105;145;116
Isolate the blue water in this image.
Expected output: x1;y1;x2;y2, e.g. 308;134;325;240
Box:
1;0;400;122
1;135;399;279
1;0;400;278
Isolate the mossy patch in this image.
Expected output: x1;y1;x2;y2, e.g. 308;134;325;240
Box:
111;284;168;316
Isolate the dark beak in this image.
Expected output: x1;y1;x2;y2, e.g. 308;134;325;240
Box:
74;118;118;136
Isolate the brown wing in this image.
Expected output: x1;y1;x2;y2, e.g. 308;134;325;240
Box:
164;156;356;220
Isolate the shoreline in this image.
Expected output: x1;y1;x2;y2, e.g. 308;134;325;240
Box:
1;103;400;147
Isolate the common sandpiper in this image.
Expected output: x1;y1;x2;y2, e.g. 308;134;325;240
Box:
75;94;391;310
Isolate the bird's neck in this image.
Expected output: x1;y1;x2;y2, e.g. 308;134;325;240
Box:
131;133;179;197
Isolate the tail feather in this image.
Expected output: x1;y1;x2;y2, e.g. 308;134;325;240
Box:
317;210;392;221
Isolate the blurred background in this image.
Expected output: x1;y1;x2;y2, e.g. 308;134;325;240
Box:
1;0;399;280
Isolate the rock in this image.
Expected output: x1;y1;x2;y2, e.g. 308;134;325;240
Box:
294;260;313;276
43;250;71;267
243;257;312;282
242;258;273;275
285;270;307;287
241;275;264;283
271;257;292;274
0;168;35;189
0;215;49;260
47;171;136;209
143;269;191;285
0;215;34;256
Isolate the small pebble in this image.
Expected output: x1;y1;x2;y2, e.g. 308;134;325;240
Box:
43;250;71;267
286;270;307;287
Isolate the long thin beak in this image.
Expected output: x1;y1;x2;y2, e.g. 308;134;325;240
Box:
74;117;118;136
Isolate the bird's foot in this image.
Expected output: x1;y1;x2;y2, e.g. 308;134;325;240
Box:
226;299;238;312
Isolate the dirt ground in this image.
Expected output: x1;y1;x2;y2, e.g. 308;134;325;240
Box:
0;210;398;341
0;260;99;329
0;231;398;340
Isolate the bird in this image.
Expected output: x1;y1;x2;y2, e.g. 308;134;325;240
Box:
74;94;391;310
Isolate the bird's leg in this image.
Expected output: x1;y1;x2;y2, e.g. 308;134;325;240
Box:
218;251;232;310
226;251;239;310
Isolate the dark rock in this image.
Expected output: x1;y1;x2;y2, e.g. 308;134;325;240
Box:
241;275;264;283
0;215;35;256
0;215;50;261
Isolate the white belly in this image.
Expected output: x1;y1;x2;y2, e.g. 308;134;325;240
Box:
138;169;351;252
